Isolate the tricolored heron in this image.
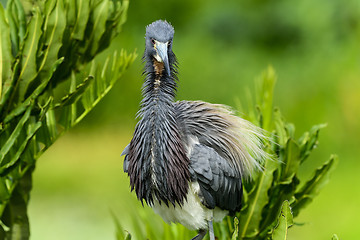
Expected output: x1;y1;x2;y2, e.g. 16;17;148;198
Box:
122;20;269;240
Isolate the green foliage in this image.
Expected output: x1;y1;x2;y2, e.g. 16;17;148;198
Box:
231;217;239;240
112;211;132;240
118;67;337;239
0;0;135;238
232;67;337;239
332;234;339;240
271;201;293;240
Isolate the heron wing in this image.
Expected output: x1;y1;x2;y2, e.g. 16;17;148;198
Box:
175;100;267;178
189;143;243;213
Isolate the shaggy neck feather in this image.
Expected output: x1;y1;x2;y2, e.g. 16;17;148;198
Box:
127;56;190;207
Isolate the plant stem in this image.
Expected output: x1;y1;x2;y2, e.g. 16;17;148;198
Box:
3;165;34;240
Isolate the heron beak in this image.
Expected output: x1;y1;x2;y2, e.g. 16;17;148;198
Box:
155;42;171;77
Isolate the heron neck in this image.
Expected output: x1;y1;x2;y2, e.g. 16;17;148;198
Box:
140;60;177;115
127;59;189;206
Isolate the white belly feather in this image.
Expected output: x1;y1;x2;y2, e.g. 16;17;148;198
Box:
151;182;228;230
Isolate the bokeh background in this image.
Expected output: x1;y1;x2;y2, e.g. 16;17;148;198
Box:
28;0;360;239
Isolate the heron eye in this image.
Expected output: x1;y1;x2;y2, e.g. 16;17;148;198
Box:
151;38;156;45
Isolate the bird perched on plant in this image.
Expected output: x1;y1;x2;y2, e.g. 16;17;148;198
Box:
122;20;269;240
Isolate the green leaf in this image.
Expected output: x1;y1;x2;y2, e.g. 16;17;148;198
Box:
0;104;33;166
274;108;287;147
0;4;13;103
124;231;131;240
17;7;43;101
332;234;339;240
13;0;26;44
255;66;276;131
231;217;239;240
258;176;299;238
4;58;63;124
292;155;338;217
117;0;129;32
38;0;66;79
0;59;19;115
6;0;19;55
5;0;26;56
65;0;76;29
215;217;232;240
239;158;278;238
0;121;41;173
280;139;301;184
55;75;94;108
298;123;327;163
86;0;109;57
111;210;126;240
34;97;55;149
73;50;136;125
0;177;9;201
272;200;293;240
70;0;90;40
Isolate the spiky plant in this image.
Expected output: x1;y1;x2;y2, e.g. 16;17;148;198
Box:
0;0;136;238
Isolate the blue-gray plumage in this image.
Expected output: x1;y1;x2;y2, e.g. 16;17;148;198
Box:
122;20;269;240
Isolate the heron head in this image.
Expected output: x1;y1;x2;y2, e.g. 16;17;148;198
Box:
145;20;174;76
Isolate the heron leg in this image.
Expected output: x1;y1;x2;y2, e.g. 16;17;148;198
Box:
208;220;215;240
191;229;207;240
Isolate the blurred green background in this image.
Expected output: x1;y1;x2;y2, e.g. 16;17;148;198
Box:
28;0;360;239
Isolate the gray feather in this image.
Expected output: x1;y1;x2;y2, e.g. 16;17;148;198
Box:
175;100;269;178
122;144;130;173
189;144;242;213
121;144;130;156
